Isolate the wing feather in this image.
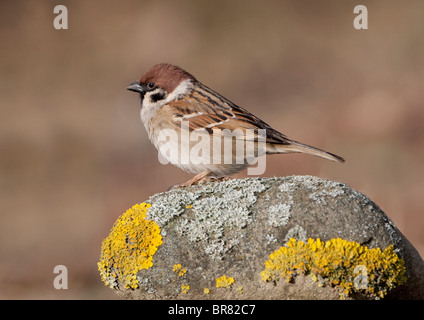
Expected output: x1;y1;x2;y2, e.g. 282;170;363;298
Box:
165;82;291;145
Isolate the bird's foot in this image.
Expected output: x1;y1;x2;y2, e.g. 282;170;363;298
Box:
167;172;230;190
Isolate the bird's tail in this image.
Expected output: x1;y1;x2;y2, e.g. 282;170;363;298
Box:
267;140;345;163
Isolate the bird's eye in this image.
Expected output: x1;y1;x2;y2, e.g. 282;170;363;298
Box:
147;82;156;90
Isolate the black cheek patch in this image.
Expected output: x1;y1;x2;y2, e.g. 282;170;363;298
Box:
150;92;166;103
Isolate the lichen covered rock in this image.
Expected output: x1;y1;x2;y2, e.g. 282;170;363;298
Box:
98;176;424;299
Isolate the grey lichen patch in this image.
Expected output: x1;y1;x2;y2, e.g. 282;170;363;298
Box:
290;176;347;206
288;175;320;191
384;219;403;253
261;178;298;228
278;179;298;193
309;187;345;205
148;178;269;260
199;177;267;194
286;175;346;192
266;234;278;244
284;225;308;243
267;203;291;227
146;188;201;227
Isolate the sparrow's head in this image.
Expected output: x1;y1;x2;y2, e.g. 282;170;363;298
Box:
127;63;196;108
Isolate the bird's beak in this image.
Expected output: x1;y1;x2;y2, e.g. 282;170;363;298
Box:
126;82;145;94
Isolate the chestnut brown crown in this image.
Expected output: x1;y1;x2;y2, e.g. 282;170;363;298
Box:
139;63;196;93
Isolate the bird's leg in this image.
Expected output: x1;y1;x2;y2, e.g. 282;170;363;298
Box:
168;172;231;190
184;171;211;185
168;171;211;190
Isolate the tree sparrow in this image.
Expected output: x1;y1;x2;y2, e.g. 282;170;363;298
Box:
127;63;344;186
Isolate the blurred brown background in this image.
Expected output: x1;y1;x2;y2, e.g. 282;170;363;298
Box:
1;0;423;299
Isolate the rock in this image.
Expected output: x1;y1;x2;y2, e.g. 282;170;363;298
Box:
98;176;424;299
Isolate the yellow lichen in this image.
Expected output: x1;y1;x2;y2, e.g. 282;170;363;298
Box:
216;275;235;288
261;238;407;299
181;284;190;294
204;287;210;294
98;203;163;289
173;264;187;277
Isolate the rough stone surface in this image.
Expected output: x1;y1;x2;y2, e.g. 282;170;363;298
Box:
113;176;424;299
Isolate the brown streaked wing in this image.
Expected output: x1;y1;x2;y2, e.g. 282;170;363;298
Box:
167;83;291;145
